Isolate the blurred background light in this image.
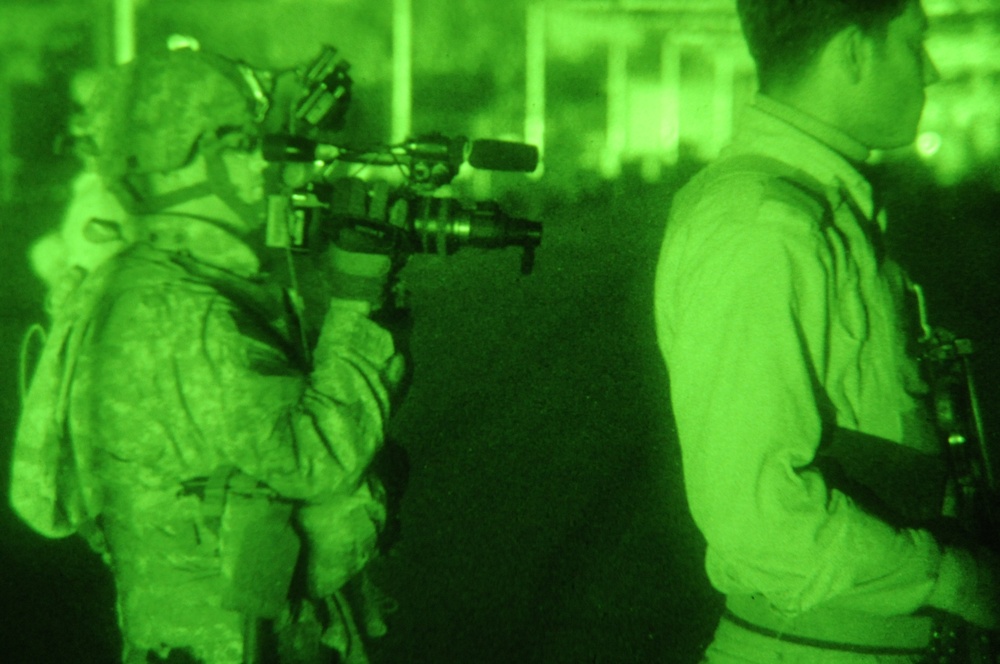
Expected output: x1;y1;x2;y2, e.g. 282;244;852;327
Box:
917;131;944;158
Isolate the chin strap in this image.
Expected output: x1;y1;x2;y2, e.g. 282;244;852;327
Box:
201;145;267;231
109;134;265;233
131;180;216;214
134;210;247;236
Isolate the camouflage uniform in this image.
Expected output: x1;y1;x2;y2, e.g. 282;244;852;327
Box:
11;49;396;664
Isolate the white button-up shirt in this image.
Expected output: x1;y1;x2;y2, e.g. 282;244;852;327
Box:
655;95;943;618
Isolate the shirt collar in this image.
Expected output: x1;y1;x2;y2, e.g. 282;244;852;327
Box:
724;94;880;224
753;94;871;164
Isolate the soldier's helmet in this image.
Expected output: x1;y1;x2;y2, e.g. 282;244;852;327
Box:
82;47;268;203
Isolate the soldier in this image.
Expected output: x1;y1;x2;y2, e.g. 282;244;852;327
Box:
655;0;998;662
10;46;400;664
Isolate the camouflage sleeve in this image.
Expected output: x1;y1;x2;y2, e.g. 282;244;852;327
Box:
207;294;397;502
81;279;396;503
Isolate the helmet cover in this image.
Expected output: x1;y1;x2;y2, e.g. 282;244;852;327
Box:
84;49;259;182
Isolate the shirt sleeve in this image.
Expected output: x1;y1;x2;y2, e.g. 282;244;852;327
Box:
657;194;941;617
82;279;396;505
209;295;398;503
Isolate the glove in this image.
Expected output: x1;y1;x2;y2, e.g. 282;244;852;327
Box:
297;487;385;598
926;545;1000;630
323;232;394;314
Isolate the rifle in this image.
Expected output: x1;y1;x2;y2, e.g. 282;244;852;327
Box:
912;283;1000;663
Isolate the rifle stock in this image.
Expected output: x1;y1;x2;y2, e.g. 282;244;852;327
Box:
920;326;999;663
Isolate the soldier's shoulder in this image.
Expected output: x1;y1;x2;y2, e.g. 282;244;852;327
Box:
677;156;831;231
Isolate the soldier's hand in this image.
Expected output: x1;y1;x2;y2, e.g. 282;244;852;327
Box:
323;238;394;313
927;546;1000;631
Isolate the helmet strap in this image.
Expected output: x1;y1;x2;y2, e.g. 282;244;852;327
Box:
135;182;217;214
202;146;266;231
108;149;263;234
109;172;216;216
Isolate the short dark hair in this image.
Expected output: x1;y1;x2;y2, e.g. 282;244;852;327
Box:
737;0;911;90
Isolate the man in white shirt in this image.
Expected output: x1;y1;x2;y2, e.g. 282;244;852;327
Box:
655;1;998;660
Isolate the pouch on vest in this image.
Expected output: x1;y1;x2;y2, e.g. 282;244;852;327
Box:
209;469;302;619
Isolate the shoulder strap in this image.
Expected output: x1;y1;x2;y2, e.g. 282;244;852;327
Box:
698;153;834;229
